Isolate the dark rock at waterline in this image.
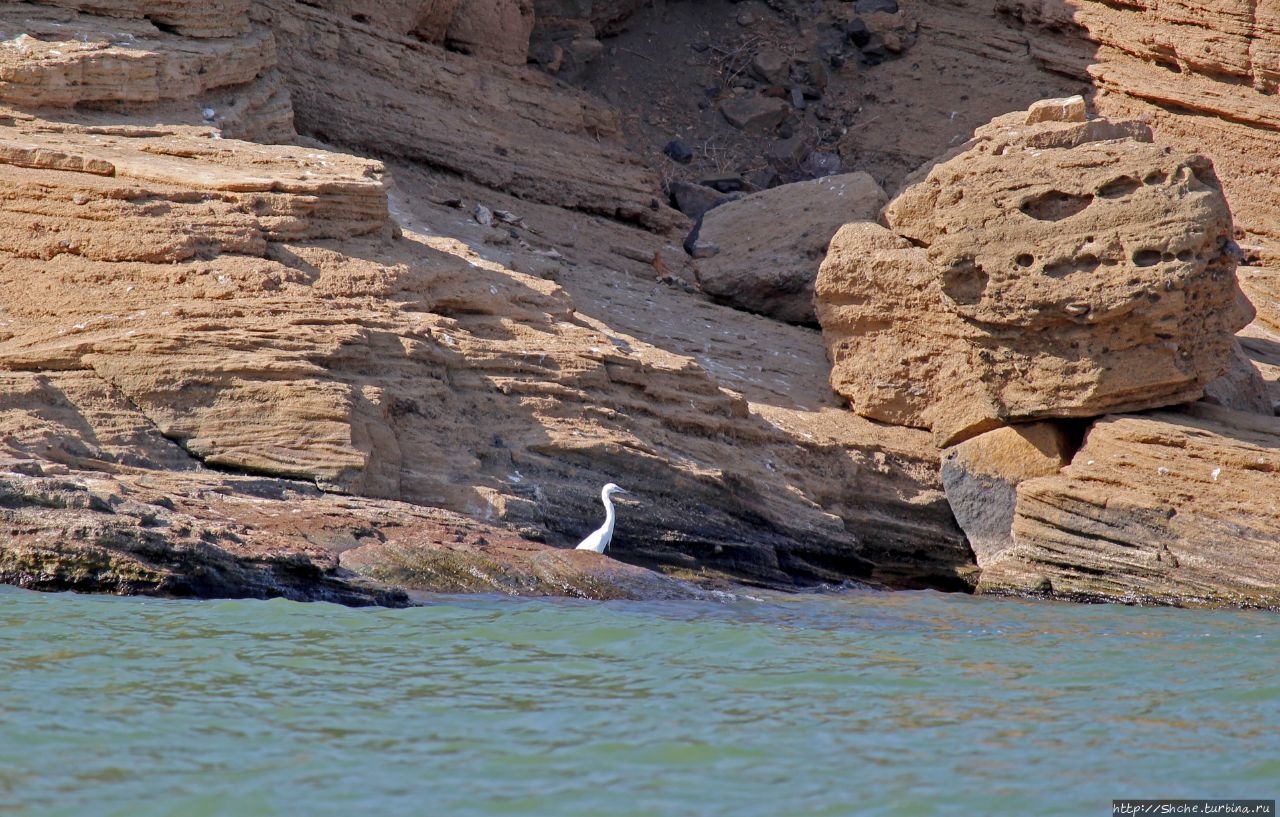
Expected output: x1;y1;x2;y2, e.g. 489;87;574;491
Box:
343;538;713;601
0;470;410;607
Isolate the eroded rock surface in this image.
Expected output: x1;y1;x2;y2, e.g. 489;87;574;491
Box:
254;0;682;231
817;103;1252;445
0;0;973;603
0;2;293;143
999;0;1280;246
982;404;1280;609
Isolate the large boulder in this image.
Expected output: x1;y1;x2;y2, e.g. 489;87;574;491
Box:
816;100;1254;445
696;173;886;325
982;403;1280;609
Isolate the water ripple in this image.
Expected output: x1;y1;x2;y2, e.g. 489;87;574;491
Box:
1;587;1276;816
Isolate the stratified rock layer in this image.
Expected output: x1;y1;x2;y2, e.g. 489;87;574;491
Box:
998;0;1280;245
33;0;254;38
254;0;682;231
0;2;293;143
982;404;1280;609
941;422;1073;567
0;0;973;601
817;103;1252;445
0;4;272;107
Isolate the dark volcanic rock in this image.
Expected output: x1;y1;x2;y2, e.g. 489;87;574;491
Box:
842;17;871;47
855;0;898;13
669;180;734;220
663;138;694;164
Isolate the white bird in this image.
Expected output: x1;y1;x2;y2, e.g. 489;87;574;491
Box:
575;483;629;553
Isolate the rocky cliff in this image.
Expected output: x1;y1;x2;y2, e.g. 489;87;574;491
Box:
1;0;1276;609
995;0;1280;252
0;0;970;603
817;100;1279;609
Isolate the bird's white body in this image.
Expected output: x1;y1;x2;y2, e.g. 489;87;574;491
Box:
576;483;628;552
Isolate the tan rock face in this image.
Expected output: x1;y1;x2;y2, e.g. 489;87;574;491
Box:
0;3;293;144
254;0;682;232
0;135;970;593
446;0;536;65
982;404;1280;610
695;173;886;325
998;0;1280;246
0;1;974;602
817;105;1252;445
1203;339;1274;415
0;128;388;263
0;5;272;107
33;0;254;38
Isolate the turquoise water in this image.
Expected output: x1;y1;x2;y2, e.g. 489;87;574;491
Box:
1;586;1276;817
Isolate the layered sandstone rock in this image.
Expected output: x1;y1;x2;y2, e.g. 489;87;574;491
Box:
0;0;974;603
695;172;886;325
254;0;682;231
0;4;272;107
1237;265;1280;413
0;132;969;593
33;0;255;38
997;0;1280;245
0;2;292;143
817;102;1253;445
981;404;1280;609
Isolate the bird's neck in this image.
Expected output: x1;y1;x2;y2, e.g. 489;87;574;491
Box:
602;493;616;529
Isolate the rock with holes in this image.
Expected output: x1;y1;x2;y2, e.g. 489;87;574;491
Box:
816;101;1254;445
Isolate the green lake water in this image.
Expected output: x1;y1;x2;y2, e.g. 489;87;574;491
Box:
1;585;1276;816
